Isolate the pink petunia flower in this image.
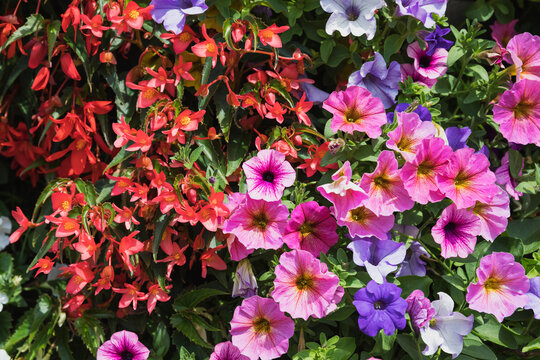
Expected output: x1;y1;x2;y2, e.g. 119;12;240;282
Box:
322;86;387;138
223;197;289;250
472;187;510;242
400;63;438;88
230;296;294;360
386;112;436;162
283;201;338;257
495;152;523;200
242;149;296;202
360;151;414;216
466;252;530;322
490;20;518;47
401;137;453;204
335;205;394;240
431;204;481;259
317;161;369;218
492;79;540;146
407;42;448;79
97;330;150;360
210;341;249;360
505;32;540;81
271;250;344;320
437;148;499;209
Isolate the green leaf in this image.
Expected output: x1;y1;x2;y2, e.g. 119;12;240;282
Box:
4;310;32;352
320;39;335;63
373;331;396;356
447;46;466;67
74;315;106;355
55;326;76;360
334;337;356;360
28;295;53;344
174;288;227;310
383;35;404;62
64;30;93;91
397;276;433;298
508;149;523;179
488;236;524;260
46;20;61;61
461;338;497;359
226;127;251;176
170;314;212;348
105;147;133;171
324;305;356;322
179;346;196;360
466;0;495;21
0;252;13;275
27;231;55;272
152;321;171;358
396;334;426;360
467;64;489;82
153;213;173;261
523;336;540;352
442;274;466;291
0;311;13;346
507;219;540;254
475;319;518;349
0;14;44;53
74;179;98;206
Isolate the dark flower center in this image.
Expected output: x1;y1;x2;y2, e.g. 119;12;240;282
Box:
373;300;387;310
299;222;313;237
262;170;275;183
484;277;501;291
513;101;534;120
443;221;457;235
454;171;470;188
253;316;272;334
295;273;314;290
417;162;434;176
346;6;360;21
374;175;391;188
419;55;431;68
349;206;368;223
251;212;269;230
344;108;362;123
121;351;134;360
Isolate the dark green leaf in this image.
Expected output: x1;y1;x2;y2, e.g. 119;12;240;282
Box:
153;214;173;261
226;127;251;176
507;219;540;254
152;321;171;358
508;149;523;179
397;276;433;298
383;34;404;62
27;231;55;272
475;319;518;349
170;314;212;348
461;338;497;359
74;315;106;355
173;288;227;310
104;147;133;171
0;14;44;52
320;39;334;64
46;20;61;61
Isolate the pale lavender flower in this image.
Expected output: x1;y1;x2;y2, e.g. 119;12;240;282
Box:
232;259;258;298
348;52;401;108
524;277;540;319
347;237;406;283
395;0;448;28
150;0;208;35
320;0;385;40
396;241;429;277
0;292;7;312
420;292;473;359
97;330;150;360
300;82;330;104
0;350;9;360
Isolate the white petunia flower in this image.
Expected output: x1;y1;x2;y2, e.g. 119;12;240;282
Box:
320;0;385;39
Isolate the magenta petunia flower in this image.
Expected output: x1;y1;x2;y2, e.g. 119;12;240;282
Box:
360;151;414;216
97;330;150;360
283;201;338;257
466;252;530;322
490;19;518;47
431;204;481;259
407;42;448;79
437;148;499;209
495;152;523;200
271;250;344;320
386;112;436;162
401;137;453;204
223;197;289;250
336;205;394;239
210;341;250;360
242;149;296;202
230;296;294;360
505;32;540;81
322;86;387;138
317;161;369;218
472;187;510;242
401;63;438;88
406;290;435;335
492;79;540;146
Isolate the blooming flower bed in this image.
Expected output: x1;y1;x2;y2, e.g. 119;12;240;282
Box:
0;0;539;359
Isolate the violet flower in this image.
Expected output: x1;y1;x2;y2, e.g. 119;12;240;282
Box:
353;281;407;337
348;237;406;284
150;0;208;35
97;330;150;360
300;82;330;104
444;126;471;151
320;0;385;39
396;241;429;277
395;0;448;29
406;290;435;334
524;277;540;319
387;102;432;124
425;25;453;56
348;52;401;109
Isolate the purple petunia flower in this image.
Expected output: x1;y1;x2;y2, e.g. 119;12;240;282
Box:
348;52;401;109
347;237;406;283
353;281;407;337
300;82;330;104
524;277;540;319
97;330;150;360
320;0;386;39
210;341;250;360
425;25;453;56
395;0;448;28
406;290;435;334
387;102;433;124
150;0;208;35
396;241;430;277
242;149;296;202
445;126;471;151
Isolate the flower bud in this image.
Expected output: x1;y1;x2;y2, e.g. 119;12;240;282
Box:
232;259;258;298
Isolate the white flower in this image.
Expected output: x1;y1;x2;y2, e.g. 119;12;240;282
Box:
420;292;473;358
0;349;9;360
320;0;385;39
0;216;11;252
0;292;8;312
